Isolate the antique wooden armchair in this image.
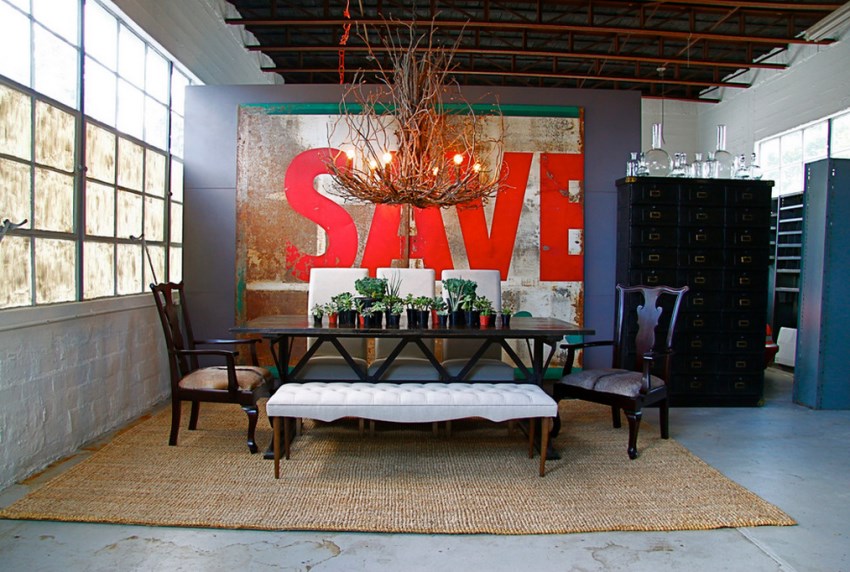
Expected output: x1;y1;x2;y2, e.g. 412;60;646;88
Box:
151;281;273;453
553;284;688;459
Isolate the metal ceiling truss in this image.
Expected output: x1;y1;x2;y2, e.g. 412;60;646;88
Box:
225;0;842;102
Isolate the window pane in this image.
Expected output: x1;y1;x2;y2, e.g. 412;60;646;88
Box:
171;70;189;115
763;168;781;196
0;158;31;228
169;245;182;283
803;122;828;162
170;202;183;243
85;180;115;236
145;149;166;196
85;123;116;183
170;111;184;158
146;48;169;103
34;168;74;232
33;24;78;108
116;78;143;140
33;0;78;45
831;113;850;158
116;189;142;239
0;84;32;160
144;95;167;149
780;163;804;195
0;2;31;87
83;241;114;299
35;237;75;303
35;101;75;172
146;244;164;285
759;138;780;171
117;136;143;191
84;0;117;70
116;242;142;294
170;159;183;202
0;235;32;308
5;0;30;11
84;57;117;126
144;196;164;241
780;132;802;164
117;24;145;88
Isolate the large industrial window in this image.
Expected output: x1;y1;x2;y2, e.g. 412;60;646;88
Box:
0;0;195;309
757;108;850;197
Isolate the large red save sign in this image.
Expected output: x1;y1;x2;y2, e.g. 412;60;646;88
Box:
283;148;583;282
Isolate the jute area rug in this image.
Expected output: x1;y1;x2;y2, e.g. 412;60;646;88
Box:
0;400;794;535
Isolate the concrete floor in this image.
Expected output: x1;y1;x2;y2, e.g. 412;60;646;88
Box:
1;367;848;572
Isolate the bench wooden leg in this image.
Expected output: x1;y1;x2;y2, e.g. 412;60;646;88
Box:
539;417;551;477
359;418;365;436
369;419;375;436
283;416;292;460
446;420;452;437
273;417;281;479
527;417;536;458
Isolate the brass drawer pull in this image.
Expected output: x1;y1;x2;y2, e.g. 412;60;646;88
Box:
742;214;753;221
647;275;659;284
742;192;753;200
694;298;704;306
649;232;661;241
696;191;708;199
695;255;706;263
735;360;747;368
649;211;661;219
696;212;708;221
693;319;704;327
691;340;703;349
739;299;751;307
741;235;752;243
696;233;707;242
739;277;751;285
649;189;661;198
738;319;750;328
648;254;660;262
736;341;748;349
734;381;747;390
695;276;706;284
691;360;703;368
740;256;753;264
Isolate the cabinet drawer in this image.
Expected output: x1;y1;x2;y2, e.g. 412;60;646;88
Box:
726;186;770;208
675;333;722;353
680;311;723;332
720;374;764;396
723;270;768;291
674;353;719;374
678;249;725;268
727;249;770;268
680;206;725;227
726;207;771;227
729;291;767;310
629;269;678;287
678;269;723;290
633;226;677;246
630;184;678;204
632;248;677;268
680;227;724;247
723;311;764;332
722;334;764;352
671;374;719;395
630;205;678;225
726;227;770;248
680;185;725;207
684;290;724;311
720;353;764;373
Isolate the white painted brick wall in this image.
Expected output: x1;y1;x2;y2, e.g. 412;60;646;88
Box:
0;296;169;488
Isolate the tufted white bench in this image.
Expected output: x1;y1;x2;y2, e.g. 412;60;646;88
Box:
267;382;558;477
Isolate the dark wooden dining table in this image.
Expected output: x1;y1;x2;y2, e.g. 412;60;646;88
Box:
231;315;594;387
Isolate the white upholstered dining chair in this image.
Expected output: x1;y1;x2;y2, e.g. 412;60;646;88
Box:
440;269;515;381
297;267;369;380
369;267;440;381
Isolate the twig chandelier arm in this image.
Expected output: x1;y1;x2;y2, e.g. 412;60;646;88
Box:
325;19;507;209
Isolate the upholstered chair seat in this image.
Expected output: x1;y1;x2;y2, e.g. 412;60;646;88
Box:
179;366;273;391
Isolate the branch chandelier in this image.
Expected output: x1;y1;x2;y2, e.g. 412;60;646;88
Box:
326;20;508;209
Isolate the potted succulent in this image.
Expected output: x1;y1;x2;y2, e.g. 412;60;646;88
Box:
403;293;418;328
500;303;514;327
460;293;479;328
442;278;477;326
323;301;338;326
369;300;387;328
387;300;404;328
354;276;388;302
475;296;494;327
311;303;324;327
413;296;432;329
431;296;448;328
332;292;356;327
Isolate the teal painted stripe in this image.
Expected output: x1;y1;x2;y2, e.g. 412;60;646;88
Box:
242;102;580;118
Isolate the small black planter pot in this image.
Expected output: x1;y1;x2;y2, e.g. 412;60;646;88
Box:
387;314;401;328
465;310;480;328
449;310;465;327
418;310;430;329
500;315;511;328
406;308;419;328
436;314;448;328
312;315;323;327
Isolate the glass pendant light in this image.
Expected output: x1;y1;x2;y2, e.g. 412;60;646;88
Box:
712;124;734;179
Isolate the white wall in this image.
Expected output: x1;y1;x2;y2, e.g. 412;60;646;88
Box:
641;29;850;160
0;298;169;487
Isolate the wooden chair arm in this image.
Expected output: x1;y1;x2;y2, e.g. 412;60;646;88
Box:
176;349;240;392
559;340;615;377
195;338;262;365
640;349;674;393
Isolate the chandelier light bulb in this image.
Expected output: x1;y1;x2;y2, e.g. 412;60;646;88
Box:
345;149;355;161
453;154;464;166
381;152;392;165
473;163;481;173
368;159;378;170
432;167;439;176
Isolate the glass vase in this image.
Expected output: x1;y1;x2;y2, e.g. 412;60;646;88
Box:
644;123;671;177
712;124;734;179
